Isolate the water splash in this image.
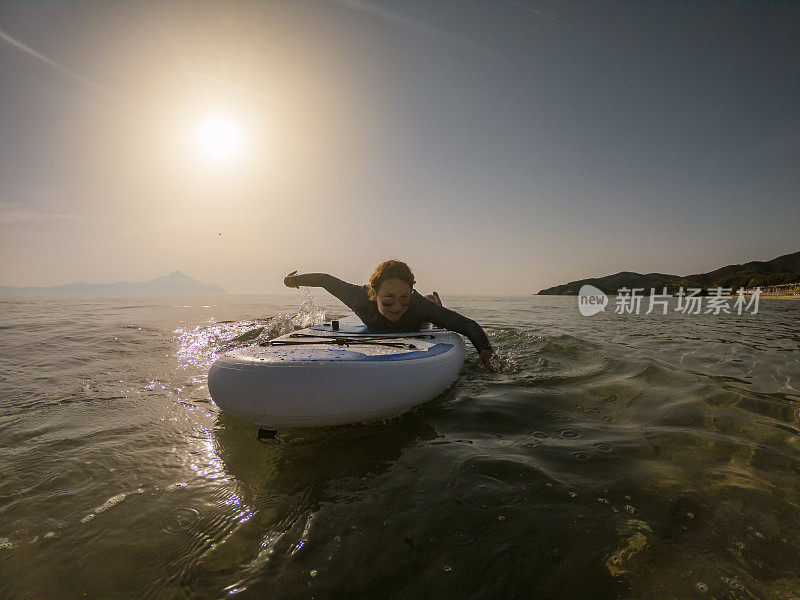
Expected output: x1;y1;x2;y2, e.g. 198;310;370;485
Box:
292;288;327;329
173;292;326;371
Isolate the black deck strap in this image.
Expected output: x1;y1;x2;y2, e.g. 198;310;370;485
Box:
261;338;417;349
257;331;435;349
289;333;435;340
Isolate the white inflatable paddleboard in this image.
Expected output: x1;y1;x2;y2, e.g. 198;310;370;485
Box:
208;315;466;428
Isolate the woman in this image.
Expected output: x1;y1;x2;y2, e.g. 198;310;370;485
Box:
284;260;502;372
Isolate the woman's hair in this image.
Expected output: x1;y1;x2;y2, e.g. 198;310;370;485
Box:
368;260;415;300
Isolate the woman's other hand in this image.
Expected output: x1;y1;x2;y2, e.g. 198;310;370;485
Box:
284;270;299;288
480;349;503;373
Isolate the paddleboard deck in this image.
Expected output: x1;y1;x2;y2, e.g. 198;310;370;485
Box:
208;315;466;429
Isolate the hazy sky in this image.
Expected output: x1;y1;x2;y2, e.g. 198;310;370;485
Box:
1;1;798;295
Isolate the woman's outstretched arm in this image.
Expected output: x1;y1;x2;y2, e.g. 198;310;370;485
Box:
415;297;502;372
284;271;367;311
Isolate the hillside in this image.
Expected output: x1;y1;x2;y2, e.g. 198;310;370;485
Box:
537;251;800;295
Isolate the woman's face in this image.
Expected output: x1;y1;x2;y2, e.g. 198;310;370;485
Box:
376;278;412;322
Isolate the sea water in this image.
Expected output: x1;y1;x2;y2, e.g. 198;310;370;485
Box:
1;293;799;599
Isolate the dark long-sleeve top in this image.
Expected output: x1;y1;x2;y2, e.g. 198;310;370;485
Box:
288;273;493;353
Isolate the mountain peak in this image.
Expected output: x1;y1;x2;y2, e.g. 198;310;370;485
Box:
0;271;225;297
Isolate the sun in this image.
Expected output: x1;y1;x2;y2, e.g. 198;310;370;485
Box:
194;115;243;161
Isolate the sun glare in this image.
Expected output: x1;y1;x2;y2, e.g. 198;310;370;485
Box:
195;116;243;161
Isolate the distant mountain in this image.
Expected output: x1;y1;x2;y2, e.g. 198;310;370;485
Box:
0;271;225;297
537;251;800;295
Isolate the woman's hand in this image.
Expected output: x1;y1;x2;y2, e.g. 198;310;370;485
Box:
480;349;503;373
284;270;299;288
